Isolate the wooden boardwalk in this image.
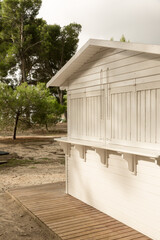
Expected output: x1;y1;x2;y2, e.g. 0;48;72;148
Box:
8;182;151;240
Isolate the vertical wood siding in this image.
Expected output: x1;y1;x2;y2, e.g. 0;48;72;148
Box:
70;98;84;138
111;92;132;142
86;95;101;139
137;88;160;144
69;86;160;147
68;48;160;149
70;90;104;141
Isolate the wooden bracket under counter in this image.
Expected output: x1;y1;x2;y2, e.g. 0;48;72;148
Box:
58;137;160;175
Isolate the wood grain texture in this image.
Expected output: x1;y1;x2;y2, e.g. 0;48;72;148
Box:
8;183;150;240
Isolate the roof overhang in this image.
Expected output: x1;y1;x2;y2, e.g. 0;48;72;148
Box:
47;39;160;88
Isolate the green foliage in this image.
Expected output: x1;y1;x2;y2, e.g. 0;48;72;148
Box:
0;82;63;138
120;34;130;42
120;34;126;42
0;0;44;83
33;23;82;83
0;0;81;85
109;35;130;43
32;23;81;105
0;0;81;106
0;82;15;129
30;83;64;127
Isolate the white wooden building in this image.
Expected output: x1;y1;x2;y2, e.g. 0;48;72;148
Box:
47;39;160;240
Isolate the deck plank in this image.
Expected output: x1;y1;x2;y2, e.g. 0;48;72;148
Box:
8;182;151;240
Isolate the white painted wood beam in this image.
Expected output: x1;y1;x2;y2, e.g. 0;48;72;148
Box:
122;153;137;175
95;148;109;166
74;145;85;159
60;142;71;156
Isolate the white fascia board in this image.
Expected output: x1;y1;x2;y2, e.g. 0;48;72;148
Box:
47;39;93;88
90;39;160;55
47;39;160;88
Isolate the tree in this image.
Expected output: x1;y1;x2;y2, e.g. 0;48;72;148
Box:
0;0;44;84
0;82;64;139
30;84;65;130
0;0;82;105
32;23;82;105
33;23;81;83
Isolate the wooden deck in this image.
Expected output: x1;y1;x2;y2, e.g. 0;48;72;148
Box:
8;182;151;240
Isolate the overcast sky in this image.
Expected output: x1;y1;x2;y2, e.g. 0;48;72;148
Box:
38;0;160;49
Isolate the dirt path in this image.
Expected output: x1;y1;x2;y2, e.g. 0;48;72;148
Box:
0;135;66;239
0;135;65;192
0;193;54;240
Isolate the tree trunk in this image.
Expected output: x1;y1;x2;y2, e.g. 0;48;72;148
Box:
45;123;49;132
20;16;26;83
57;87;63;105
64;111;67;121
57;87;67;121
13;112;19;140
59;36;64;69
21;57;26;83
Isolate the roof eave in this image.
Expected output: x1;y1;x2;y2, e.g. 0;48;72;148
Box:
47;39;92;88
47;39;160;88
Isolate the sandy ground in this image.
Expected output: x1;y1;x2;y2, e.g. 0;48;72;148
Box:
0;193;55;240
0;135;65;191
0;134;66;240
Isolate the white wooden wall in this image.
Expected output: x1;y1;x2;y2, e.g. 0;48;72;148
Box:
67;147;160;240
65;48;160;239
67;48;160;149
69;90;104;141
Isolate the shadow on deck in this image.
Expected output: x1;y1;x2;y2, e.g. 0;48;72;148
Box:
7;182;150;240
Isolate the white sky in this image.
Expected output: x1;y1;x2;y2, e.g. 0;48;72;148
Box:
38;0;160;49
